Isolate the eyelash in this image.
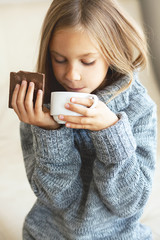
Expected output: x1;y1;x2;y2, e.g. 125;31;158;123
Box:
54;59;95;66
83;61;95;66
54;59;66;64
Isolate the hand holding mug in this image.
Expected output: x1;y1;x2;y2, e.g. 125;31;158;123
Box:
51;91;118;131
50;91;98;124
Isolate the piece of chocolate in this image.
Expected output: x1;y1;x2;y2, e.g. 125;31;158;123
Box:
8;70;45;108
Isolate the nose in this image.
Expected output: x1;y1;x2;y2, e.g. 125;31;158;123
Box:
65;64;81;81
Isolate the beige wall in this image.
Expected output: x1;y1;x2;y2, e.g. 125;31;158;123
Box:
139;0;160;87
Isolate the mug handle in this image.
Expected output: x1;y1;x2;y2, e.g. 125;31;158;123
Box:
89;94;98;109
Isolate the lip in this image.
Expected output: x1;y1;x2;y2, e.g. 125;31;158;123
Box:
67;87;85;91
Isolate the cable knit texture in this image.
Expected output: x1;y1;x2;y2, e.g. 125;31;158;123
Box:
20;73;157;240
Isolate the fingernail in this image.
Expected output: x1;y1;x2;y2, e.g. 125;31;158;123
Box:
71;97;75;102
21;80;26;85
15;84;19;89
66;123;70;128
59;115;64;120
29;82;34;87
38;89;42;95
65;103;70;109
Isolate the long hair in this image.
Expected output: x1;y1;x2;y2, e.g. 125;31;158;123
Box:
37;0;148;103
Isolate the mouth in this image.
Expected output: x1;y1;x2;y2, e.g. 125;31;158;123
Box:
67;86;85;92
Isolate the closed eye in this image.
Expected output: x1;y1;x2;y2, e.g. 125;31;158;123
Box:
82;61;96;66
54;58;66;64
53;56;95;66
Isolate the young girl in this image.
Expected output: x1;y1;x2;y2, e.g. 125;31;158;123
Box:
12;0;157;239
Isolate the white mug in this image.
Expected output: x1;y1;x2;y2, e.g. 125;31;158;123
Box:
50;91;98;124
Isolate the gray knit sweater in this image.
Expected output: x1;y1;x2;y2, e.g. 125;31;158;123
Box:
20;74;157;240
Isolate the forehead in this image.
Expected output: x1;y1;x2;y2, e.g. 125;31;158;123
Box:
49;27;100;54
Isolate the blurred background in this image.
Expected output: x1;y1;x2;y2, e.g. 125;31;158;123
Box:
0;0;160;239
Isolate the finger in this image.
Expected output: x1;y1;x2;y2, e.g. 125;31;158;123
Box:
70;97;94;108
24;82;34;114
65;122;91;129
65;103;96;117
11;84;21;116
16;80;28;114
18;80;27;101
34;89;43;114
59;114;93;125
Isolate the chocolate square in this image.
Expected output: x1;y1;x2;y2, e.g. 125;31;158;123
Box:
8;70;45;108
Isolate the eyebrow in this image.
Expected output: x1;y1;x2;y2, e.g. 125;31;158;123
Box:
50;50;99;58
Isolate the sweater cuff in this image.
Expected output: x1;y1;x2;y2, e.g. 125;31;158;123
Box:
90;112;136;163
31;125;74;162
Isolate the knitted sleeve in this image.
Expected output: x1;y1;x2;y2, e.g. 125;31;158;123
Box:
90;101;157;218
20;123;82;210
20;122;35;184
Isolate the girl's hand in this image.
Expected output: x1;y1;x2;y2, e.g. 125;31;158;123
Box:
11;80;60;130
59;97;119;131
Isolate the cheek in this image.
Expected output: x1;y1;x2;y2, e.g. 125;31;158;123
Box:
52;64;63;79
89;67;107;83
98;64;108;82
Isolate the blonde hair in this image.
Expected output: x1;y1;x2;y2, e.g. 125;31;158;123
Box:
37;0;148;102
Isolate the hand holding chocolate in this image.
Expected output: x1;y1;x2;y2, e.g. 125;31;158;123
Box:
8;71;45;108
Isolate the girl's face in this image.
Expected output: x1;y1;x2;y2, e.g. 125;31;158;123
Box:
49;28;109;93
